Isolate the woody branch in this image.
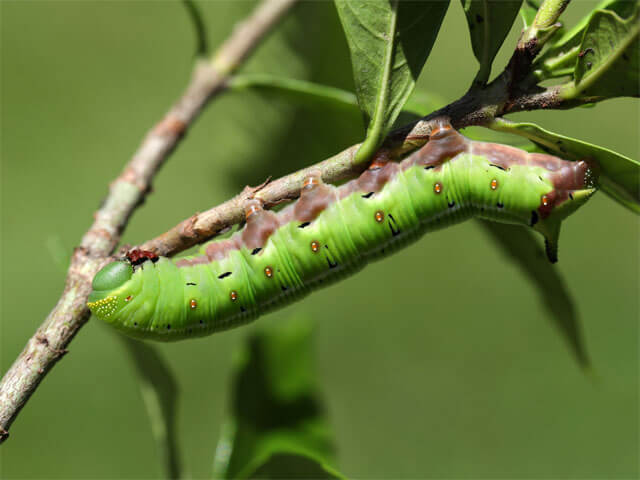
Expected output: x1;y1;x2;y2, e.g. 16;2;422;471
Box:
0;0;298;444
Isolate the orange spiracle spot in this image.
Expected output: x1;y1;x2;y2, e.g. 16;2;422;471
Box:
434;182;443;194
310;241;320;253
375;211;384;223
541;195;549;207
125;295;133;302
303;176;320;190
264;266;273;278
368;159;388;171
230;291;238;302
190;299;197;309
245;203;260;219
490;179;498;190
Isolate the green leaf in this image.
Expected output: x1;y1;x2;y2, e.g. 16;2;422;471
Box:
212;316;343;479
488;118;640;213
563;5;639;99
119;336;181;479
520;0;542;29
334;0;450;164
477;220;590;370
461;0;523;85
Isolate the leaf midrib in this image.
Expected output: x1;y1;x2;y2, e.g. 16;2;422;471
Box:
354;0;399;163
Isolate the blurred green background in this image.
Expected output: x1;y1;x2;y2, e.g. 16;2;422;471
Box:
1;1;637;478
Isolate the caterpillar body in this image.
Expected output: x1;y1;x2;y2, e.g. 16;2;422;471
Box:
88;123;597;341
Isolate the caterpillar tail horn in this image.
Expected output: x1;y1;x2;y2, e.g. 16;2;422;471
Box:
535;187;596;263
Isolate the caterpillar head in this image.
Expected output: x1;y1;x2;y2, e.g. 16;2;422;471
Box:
87;261;133;320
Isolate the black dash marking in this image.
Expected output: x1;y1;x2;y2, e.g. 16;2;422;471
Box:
388;214;401;236
240;306;246;313
569;193;574;200
424;165;435;170
150;257;159;263
186;282;197;286
448;200;456;208
218;271;232;279
496;202;504;208
251;247;262;255
361;191;375;198
281;285;288;291
538;176;544;182
298;222;311;228
530;210;539;226
322;245;339;269
489;163;506;171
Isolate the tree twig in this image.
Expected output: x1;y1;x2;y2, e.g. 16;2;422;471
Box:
0;0;298;444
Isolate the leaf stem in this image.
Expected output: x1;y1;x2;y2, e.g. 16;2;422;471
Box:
535;0;570;28
228;74;358;109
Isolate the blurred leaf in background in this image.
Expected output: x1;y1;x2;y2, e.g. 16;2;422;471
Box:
212;316;343;479
478;221;590;369
120;337;182;479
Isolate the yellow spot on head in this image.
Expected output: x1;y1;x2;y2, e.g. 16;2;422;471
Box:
87;296;118;318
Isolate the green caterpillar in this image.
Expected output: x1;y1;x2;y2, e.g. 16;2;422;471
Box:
88;122;597;341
